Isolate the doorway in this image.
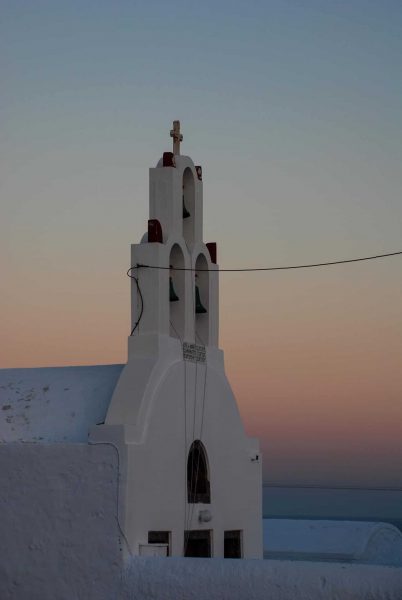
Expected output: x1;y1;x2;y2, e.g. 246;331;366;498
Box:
184;530;212;557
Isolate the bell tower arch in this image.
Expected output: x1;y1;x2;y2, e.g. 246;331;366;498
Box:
194;253;209;346
169;244;185;340
182;167;195;247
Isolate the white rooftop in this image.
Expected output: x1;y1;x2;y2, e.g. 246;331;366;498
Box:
0;365;123;443
263;518;402;565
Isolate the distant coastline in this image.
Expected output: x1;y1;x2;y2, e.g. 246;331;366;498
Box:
264;483;402;491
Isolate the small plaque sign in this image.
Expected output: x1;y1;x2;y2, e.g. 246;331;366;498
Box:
183;342;206;363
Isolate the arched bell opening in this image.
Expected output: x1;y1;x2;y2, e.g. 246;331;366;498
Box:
169;244;185;340
182;167;195;247
194;253;209;346
187;440;211;504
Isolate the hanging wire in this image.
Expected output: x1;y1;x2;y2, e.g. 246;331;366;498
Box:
184;272;197;554
169;318;181;341
189;357;198;504
191;365;208;505
130;250;402;273
182;337;188;556
127;268;144;336
169;318;190;556
184;274;210;552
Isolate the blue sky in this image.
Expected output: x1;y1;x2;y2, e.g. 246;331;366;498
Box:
3;0;402;261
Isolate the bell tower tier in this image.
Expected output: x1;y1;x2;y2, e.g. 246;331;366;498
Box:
130;152;218;347
90;121;262;560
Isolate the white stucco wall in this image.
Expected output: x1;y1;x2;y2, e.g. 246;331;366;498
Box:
0;365;123;442
121;557;402;600
0;443;123;600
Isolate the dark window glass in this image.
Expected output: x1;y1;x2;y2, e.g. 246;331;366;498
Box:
224;530;242;558
187;440;211;503
184;529;211;557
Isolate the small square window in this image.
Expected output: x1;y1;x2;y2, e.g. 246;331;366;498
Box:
148;531;171;556
224;530;242;558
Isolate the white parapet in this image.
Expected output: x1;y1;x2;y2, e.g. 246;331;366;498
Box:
122;556;402;600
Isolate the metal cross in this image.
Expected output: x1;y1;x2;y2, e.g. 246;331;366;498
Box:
170;120;183;155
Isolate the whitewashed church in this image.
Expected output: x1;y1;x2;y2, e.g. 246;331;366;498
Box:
91;121;262;558
0;122;262;595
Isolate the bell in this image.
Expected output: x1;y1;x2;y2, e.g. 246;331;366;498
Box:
169;276;179;302
195;285;207;314
183;197;190;219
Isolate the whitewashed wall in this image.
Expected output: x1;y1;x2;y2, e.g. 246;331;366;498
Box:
0;443;123;600
122;557;402;600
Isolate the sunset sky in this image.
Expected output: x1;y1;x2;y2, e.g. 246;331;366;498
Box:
2;1;402;487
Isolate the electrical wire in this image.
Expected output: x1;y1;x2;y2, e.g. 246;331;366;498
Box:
169;318;181;341
131;250;402;273
184;275;211;552
189;357;198;507
191;365;208;508
127;249;402;335
127;268;144;335
184;274;197;554
169;317;190;557
88;440;134;558
183;339;188;557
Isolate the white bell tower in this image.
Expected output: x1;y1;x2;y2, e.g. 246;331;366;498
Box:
90;121;262;559
128;119;218;347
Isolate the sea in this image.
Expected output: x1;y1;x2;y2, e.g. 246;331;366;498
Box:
263;485;402;532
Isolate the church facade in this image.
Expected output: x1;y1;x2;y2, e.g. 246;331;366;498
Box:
90;122;262;558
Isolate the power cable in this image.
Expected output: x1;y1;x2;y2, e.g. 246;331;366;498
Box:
184;274;198;554
127;268;144;335
130;250;402;273
185;275;211;549
191;364;208;506
88;440;134;558
183;341;188;557
169;318;190;557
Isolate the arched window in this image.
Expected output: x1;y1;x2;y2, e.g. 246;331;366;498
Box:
182;167;195;247
194;253;209;345
187;440;210;504
169;244;185;339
